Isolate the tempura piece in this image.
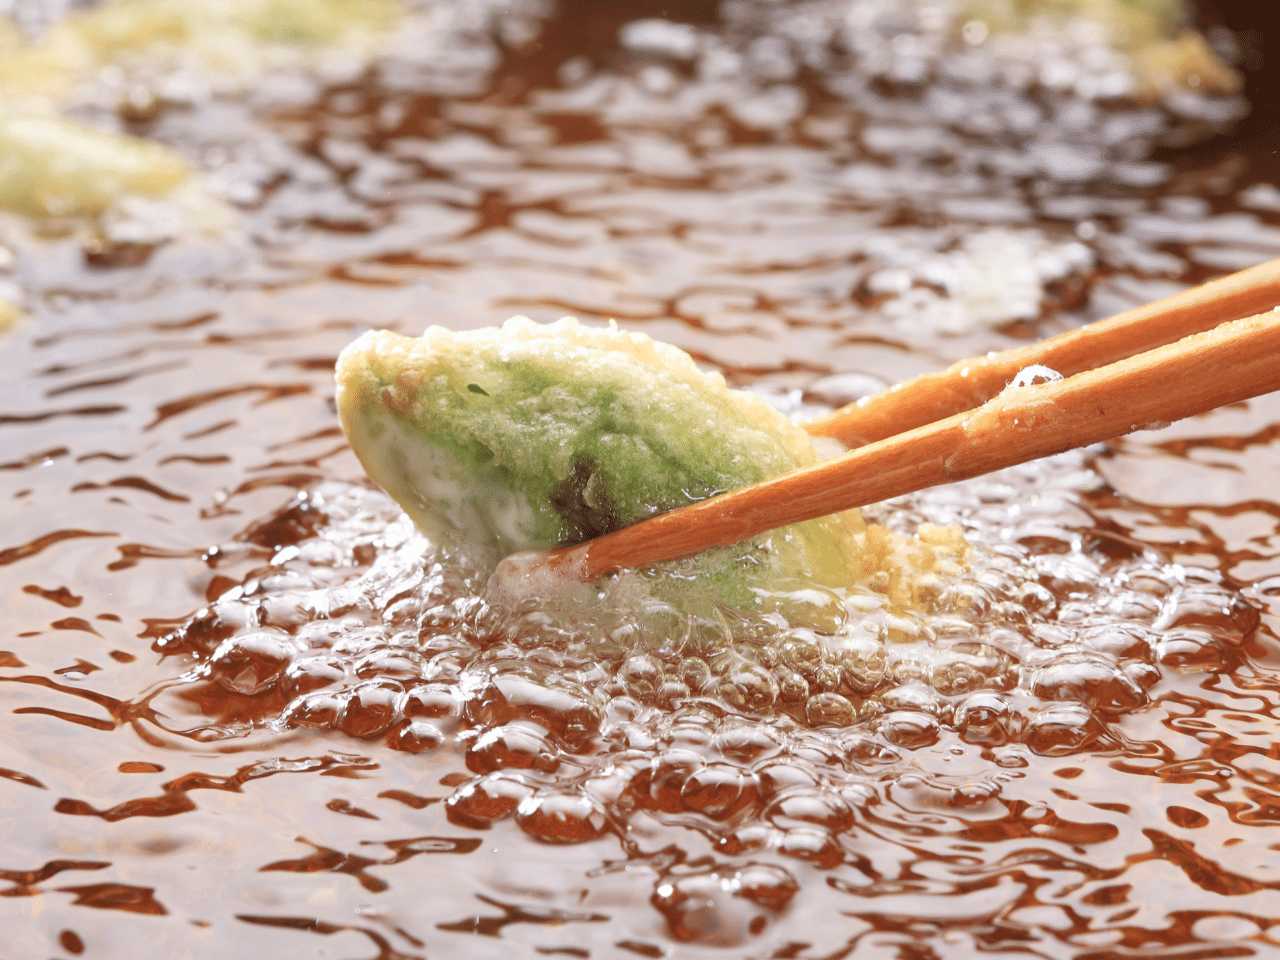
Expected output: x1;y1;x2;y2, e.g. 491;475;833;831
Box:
336;317;864;594
0;0;403;99
0;111;187;219
960;0;1239;98
0;0;403;225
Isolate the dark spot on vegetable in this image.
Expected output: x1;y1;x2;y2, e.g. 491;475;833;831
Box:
466;383;489;396
551;454;622;544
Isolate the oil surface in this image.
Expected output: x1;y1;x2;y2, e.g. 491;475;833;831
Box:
3;1;1280;958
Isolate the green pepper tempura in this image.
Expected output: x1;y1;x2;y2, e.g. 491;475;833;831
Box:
336;316;967;610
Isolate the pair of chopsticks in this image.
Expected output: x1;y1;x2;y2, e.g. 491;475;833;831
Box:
540;258;1280;580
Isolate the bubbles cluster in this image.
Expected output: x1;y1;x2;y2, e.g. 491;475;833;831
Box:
155;447;1257;911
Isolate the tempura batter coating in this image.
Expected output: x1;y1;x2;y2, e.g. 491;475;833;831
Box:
335;316;862;590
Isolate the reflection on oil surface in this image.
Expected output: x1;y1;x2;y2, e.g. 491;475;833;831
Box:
3;1;1280;957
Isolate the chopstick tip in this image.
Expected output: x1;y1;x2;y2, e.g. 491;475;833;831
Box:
487;542;597;604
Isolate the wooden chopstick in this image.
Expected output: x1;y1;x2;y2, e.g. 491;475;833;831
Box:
538;307;1280;580
804;257;1280;447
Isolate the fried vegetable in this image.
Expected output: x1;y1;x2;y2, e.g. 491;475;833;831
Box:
0;111;188;219
0;0;403;98
335;316;864;595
